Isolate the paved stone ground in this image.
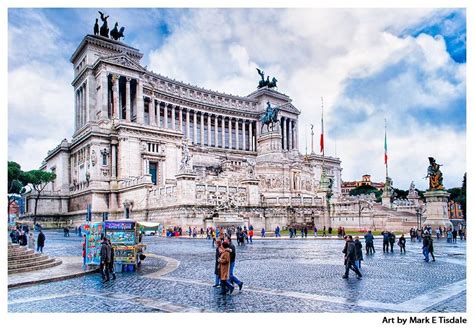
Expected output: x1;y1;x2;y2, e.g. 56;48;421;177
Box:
7;231;466;313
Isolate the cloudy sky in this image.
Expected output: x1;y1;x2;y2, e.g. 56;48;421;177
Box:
8;8;466;189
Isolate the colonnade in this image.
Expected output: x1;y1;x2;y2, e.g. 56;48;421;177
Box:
75;81;88;130
280;116;298;150
146;98;258;151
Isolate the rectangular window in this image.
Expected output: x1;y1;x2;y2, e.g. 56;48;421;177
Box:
149;162;158;185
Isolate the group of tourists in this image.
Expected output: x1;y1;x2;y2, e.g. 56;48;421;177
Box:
9;225;45;253
213;234;244;295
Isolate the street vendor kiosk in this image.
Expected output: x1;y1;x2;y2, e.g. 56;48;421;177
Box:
82;220;146;271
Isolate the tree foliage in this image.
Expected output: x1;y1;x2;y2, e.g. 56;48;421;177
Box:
349;185;382;202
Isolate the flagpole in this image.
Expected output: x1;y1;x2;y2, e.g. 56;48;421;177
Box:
321;97;325;173
385;119;388;178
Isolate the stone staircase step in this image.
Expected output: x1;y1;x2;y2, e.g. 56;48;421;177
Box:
8;254;49;265
8;251;38;260
8;259;62;274
8;257;55;270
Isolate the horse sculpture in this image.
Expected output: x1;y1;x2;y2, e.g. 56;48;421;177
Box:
260;101;280;133
110;22;125;40
256;68;278;89
98;11;109;37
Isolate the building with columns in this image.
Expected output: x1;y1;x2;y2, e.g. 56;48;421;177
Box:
22;33;350;231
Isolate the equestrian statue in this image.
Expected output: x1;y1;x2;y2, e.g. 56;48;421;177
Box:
260;101;280;133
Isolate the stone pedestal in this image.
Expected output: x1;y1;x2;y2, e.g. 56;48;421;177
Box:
241;178;260;206
213;210;244;227
423;190;452;228
176;171;197;205
381;195;392;209
257;131;282;154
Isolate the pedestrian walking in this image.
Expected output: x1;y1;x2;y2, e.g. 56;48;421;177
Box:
322;226;327;237
452;229;458;243
422;235;430;262
248;228;254;243
37;230;45;253
82;235;87;267
389;231;396;253
398;234;406;253
275;226;281;238
225;237;244;291
382;230;390;253
100;236;111;282
213;240;222;287
447;230;453;243
354;236;363;269
19;230;28;246
218;241;234;295
106;239;117;280
342;235;362;279
364;230;375;255
328;226;333;236
261;227;266;238
314;226;318;237
428;235;435;262
304;226;308;238
28;231;35;250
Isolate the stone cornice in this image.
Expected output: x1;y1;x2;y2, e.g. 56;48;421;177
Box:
70;34;142;64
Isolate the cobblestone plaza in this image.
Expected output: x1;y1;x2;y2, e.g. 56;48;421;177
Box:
8;231;466;313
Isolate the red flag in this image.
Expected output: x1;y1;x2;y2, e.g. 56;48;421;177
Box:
320;97;324;154
320;133;324;153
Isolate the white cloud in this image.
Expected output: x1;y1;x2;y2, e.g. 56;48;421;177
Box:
8;8;465;189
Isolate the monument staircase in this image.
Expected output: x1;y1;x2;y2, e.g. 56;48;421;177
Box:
8;243;62;274
373;204;417;231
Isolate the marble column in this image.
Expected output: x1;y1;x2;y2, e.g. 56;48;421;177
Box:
249;121;253;151
229;117;233;149
112;75;119;120
242;120;247;150
136;78;144;124
149;98;156;126
221;116;225;148
101;72;108;119
179;107;183;132
193;111;197;144
214;116;218;147
171;105;176;130
207;114;211;146
200;112;204;145
111;143;117;179
84;80;88;124
164;104;168;129
75;90;79;130
235;119;239;150
282;117;287;150
186;109;190;140
125;78;131;121
294;120;298;150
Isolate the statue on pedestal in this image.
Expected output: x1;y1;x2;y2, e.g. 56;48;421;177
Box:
179;142;192;173
98;11;110;38
426;157;444;190
256;68;278;89
259;101;280;133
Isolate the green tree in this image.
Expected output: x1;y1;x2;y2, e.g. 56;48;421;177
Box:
23;169;56;224
460;173;466;219
392;188;408;200
7;161;27;216
349;185;383;202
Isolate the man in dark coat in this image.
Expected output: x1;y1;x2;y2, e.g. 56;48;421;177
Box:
398;234;406;253
225;237;243;291
422;234;430;262
106;239;116;280
37;230;45;253
100;237;111;282
213;240;222;287
364;230;375;255
342;235;362;279
354;236;363;268
389;232;396;252
428;235;435;262
382;230;390;253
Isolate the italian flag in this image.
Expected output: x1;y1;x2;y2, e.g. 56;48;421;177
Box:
384;123;388;165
